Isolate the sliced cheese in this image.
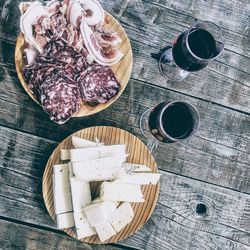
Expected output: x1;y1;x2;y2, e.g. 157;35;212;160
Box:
53;164;73;214
83;202;116;227
56;212;74;229
74;212;96;239
60;137;104;160
92;197;120;207
72;136;104;148
100;182;144;202
114;173;161;185
73;167;125;182
61;149;70;161
70;178;91;213
122;163;152;173
69;178;95;238
109;202;134;232
72;155;127;171
94;221;116;242
70;144;126;163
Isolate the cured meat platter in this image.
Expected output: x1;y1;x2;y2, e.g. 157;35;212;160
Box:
42;126;160;244
15;0;132;123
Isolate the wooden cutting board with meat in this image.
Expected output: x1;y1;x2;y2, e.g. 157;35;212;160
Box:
15;0;132;124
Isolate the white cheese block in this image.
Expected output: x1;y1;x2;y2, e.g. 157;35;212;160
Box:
74;212;96;239
53;164;73;214
72;136;104;148
70;178;91;213
92;197;120;207
83;202;116;227
100;182;144;202
69;178;96;238
73;167;125;182
72;155;127;172
61;149;70;161
56;212;74;229
122;163;152;173
70;144;126;163
109;202;134;232
94;222;116;242
114;173;161;185
60;137;104;160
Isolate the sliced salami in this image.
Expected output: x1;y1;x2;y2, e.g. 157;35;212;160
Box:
78;64;121;103
39;74;82;124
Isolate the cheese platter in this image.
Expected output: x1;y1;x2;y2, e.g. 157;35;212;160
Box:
42;126;160;244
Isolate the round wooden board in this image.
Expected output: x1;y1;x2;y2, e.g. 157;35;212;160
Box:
15;12;133;117
42;126;160;244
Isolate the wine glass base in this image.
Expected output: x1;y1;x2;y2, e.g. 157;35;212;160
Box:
159;48;189;82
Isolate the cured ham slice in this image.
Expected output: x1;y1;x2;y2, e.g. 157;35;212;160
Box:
80;20;123;66
94;26;121;47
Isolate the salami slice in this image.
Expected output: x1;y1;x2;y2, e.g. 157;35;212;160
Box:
39;74;82;124
78;64;121;103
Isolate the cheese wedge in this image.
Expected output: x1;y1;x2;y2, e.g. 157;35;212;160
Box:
70;144;126;163
57;212;74;229
114;173;161;185
72;136;104;148
92;197;120;207
94;221;116;242
122;163;152;173
109;202;134;232
74;213;96;239
100;182;144;202
60;137;104;160
70;178;91;213
69;178;95;238
53;164;73;214
73;167;125;182
83;202;116;227
72;155;127;172
61;149;70;161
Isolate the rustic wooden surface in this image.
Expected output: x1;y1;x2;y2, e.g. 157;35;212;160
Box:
0;0;249;249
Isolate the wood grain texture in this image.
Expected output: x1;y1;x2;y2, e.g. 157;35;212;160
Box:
42;126;159;244
1;0;250;112
1;0;250;249
14;12;132;117
0;69;249;193
0;219;129;250
0;126;249;249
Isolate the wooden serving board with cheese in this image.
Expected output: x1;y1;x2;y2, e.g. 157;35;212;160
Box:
15;12;132;117
42;126;160;244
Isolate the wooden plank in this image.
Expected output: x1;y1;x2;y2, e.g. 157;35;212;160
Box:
0;219;127;250
1;0;250;112
0;74;249;192
0;162;249;249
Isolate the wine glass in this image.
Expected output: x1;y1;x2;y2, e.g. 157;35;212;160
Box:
159;21;225;81
140;100;200;152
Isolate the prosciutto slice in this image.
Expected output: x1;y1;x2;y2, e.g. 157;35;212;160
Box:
80;20;123;66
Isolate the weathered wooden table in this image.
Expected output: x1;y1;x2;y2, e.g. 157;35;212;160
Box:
1;0;250;249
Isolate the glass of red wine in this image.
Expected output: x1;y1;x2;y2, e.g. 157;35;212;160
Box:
140;101;200;152
159;21;225;81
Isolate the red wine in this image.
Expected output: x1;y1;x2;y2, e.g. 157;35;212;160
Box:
148;101;199;143
172;28;216;71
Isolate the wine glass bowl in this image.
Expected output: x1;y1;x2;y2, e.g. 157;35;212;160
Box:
159;21;224;81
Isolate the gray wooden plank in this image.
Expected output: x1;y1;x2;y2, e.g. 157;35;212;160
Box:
0;219;128;250
1;0;250;112
0;70;250;192
0;145;250;250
